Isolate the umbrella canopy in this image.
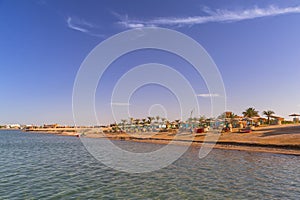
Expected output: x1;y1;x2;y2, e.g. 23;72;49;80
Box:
289;113;300;117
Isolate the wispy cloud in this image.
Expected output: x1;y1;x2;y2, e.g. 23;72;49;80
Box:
111;11;146;29
66;17;105;37
67;17;89;33
119;21;145;28
196;93;220;97
117;5;300;28
111;102;131;106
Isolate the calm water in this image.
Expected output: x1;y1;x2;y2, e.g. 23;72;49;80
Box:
0;130;299;199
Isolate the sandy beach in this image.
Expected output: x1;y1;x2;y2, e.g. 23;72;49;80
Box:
24;124;300;156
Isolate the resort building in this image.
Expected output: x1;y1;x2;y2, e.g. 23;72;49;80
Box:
270;116;284;125
43;124;59;129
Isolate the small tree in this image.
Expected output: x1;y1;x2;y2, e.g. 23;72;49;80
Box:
263;110;275;124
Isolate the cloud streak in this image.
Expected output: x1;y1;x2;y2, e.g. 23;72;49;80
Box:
118;5;300;28
111;102;131;106
196;93;220;98
67;17;89;33
66;17;104;37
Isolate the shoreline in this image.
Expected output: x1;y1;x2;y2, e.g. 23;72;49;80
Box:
129;138;300;156
103;135;300;156
21;125;300;156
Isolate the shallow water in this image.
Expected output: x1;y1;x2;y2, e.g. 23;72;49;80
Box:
0;130;299;199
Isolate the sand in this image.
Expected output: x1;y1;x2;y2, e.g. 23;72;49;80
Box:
25;124;300;156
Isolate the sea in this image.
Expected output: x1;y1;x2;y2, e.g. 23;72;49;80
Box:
0;130;299;199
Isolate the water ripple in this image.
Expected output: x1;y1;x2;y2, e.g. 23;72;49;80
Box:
0;130;299;199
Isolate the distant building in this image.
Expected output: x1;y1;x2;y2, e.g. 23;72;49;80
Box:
6;124;21;129
270;116;284;125
225;111;233;118
43;124;59;129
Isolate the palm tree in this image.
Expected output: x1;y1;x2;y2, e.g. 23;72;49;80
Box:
263;110;275;124
242;107;259;118
134;119;140;125
121;119;127;130
217;113;226;119
156;116;160;122
199;115;206;122
175;119;181;127
151;116;155;122
229;112;237;119
141;118;147;126
147;116;153;124
129;117;134;125
187;117;193;123
228;112;238;124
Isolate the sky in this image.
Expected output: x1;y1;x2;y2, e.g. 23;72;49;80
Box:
0;0;300;125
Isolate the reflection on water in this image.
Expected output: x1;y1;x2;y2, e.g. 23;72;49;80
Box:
0;130;299;199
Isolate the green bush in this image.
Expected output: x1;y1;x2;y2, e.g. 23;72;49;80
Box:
282;121;294;124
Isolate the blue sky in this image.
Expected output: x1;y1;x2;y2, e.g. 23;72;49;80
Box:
1;0;300;125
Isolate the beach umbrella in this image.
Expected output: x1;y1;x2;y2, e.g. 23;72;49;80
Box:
289;113;300;117
289;113;300;123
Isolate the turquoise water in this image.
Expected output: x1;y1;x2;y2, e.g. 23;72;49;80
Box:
0;130;299;199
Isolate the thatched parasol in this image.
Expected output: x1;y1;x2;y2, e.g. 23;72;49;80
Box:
289;113;300;123
289;113;300;117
